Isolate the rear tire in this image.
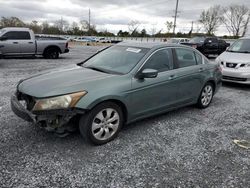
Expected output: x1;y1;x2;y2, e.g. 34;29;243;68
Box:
43;48;59;59
79;102;124;145
197;82;214;109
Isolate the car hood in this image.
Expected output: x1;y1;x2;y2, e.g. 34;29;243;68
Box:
218;51;250;64
18;65;117;98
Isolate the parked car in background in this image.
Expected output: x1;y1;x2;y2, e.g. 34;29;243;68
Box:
182;36;230;56
96;37;111;43
216;37;250;84
0;27;69;59
167;38;189;44
73;37;96;42
11;42;222;145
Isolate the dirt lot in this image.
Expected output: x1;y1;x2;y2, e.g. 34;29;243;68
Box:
0;46;249;187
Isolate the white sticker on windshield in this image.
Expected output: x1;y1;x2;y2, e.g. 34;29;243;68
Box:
126;48;141;53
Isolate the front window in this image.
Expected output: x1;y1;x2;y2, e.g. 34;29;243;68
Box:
83;46;149;74
227;39;250;53
2;31;31;40
143;49;173;72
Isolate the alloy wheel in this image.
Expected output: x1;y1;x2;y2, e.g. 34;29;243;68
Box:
91;108;120;141
201;85;213;106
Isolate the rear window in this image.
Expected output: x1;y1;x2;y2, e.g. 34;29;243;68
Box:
3;31;31;40
195;52;203;64
175;48;197;68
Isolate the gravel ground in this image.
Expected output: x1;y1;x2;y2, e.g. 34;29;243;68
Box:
0;46;249;188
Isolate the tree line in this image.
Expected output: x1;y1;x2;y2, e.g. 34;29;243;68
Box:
0;4;249;38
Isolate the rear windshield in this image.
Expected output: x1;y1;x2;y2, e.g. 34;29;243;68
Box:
83;45;149;74
227;39;250;53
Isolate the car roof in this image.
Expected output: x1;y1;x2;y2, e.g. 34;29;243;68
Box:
2;27;31;31
116;41;191;50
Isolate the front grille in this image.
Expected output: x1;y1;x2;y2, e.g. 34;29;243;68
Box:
17;92;36;110
226;63;237;68
222;76;247;82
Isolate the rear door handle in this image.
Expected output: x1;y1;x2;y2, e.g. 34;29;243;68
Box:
169;75;176;80
13;42;18;44
28;42;33;44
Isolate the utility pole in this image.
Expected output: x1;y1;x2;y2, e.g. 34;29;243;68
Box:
173;0;179;34
88;8;91;32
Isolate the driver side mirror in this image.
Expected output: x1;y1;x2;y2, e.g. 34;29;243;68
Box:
0;36;7;41
137;69;158;79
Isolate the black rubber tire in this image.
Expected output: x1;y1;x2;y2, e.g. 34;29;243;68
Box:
197;82;214;109
43;48;59;59
79;102;124;145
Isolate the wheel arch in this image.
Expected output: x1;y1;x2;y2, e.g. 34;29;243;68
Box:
85;98;128;124
205;79;216;92
43;45;62;54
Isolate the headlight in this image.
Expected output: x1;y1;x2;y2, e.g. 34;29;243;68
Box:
33;91;87;111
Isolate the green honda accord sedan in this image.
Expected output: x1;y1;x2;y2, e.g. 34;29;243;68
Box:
11;42;222;145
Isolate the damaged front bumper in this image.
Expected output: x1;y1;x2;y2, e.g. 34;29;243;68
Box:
11;93;86;131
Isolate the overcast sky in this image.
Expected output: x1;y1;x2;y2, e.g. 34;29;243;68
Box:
0;0;250;35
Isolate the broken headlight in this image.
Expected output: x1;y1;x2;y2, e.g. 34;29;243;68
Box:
33;91;87;111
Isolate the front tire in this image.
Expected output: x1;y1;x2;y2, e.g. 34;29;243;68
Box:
79;102;124;145
197;83;214;108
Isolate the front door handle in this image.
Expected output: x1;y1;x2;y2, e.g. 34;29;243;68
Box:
13;42;18;44
28;42;33;44
199;68;205;72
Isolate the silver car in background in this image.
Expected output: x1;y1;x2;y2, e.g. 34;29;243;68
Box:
216;37;250;84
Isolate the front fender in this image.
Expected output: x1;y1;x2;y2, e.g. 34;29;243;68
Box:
75;94;130;111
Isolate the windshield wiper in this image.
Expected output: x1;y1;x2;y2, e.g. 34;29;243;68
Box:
238;51;250;53
227;50;250;53
227;50;238;53
85;66;109;73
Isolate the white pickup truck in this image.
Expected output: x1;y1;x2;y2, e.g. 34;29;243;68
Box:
0;27;69;59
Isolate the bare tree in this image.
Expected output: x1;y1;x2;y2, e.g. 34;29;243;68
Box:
0;17;25;28
199;5;222;35
165;21;173;33
28;20;42;33
242;13;250;37
54;17;69;32
128;20;140;34
80;20;89;31
222;5;250;37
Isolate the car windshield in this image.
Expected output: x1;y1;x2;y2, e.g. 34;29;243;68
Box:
227;39;250;53
189;37;205;43
83;45;149;74
0;29;5;35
